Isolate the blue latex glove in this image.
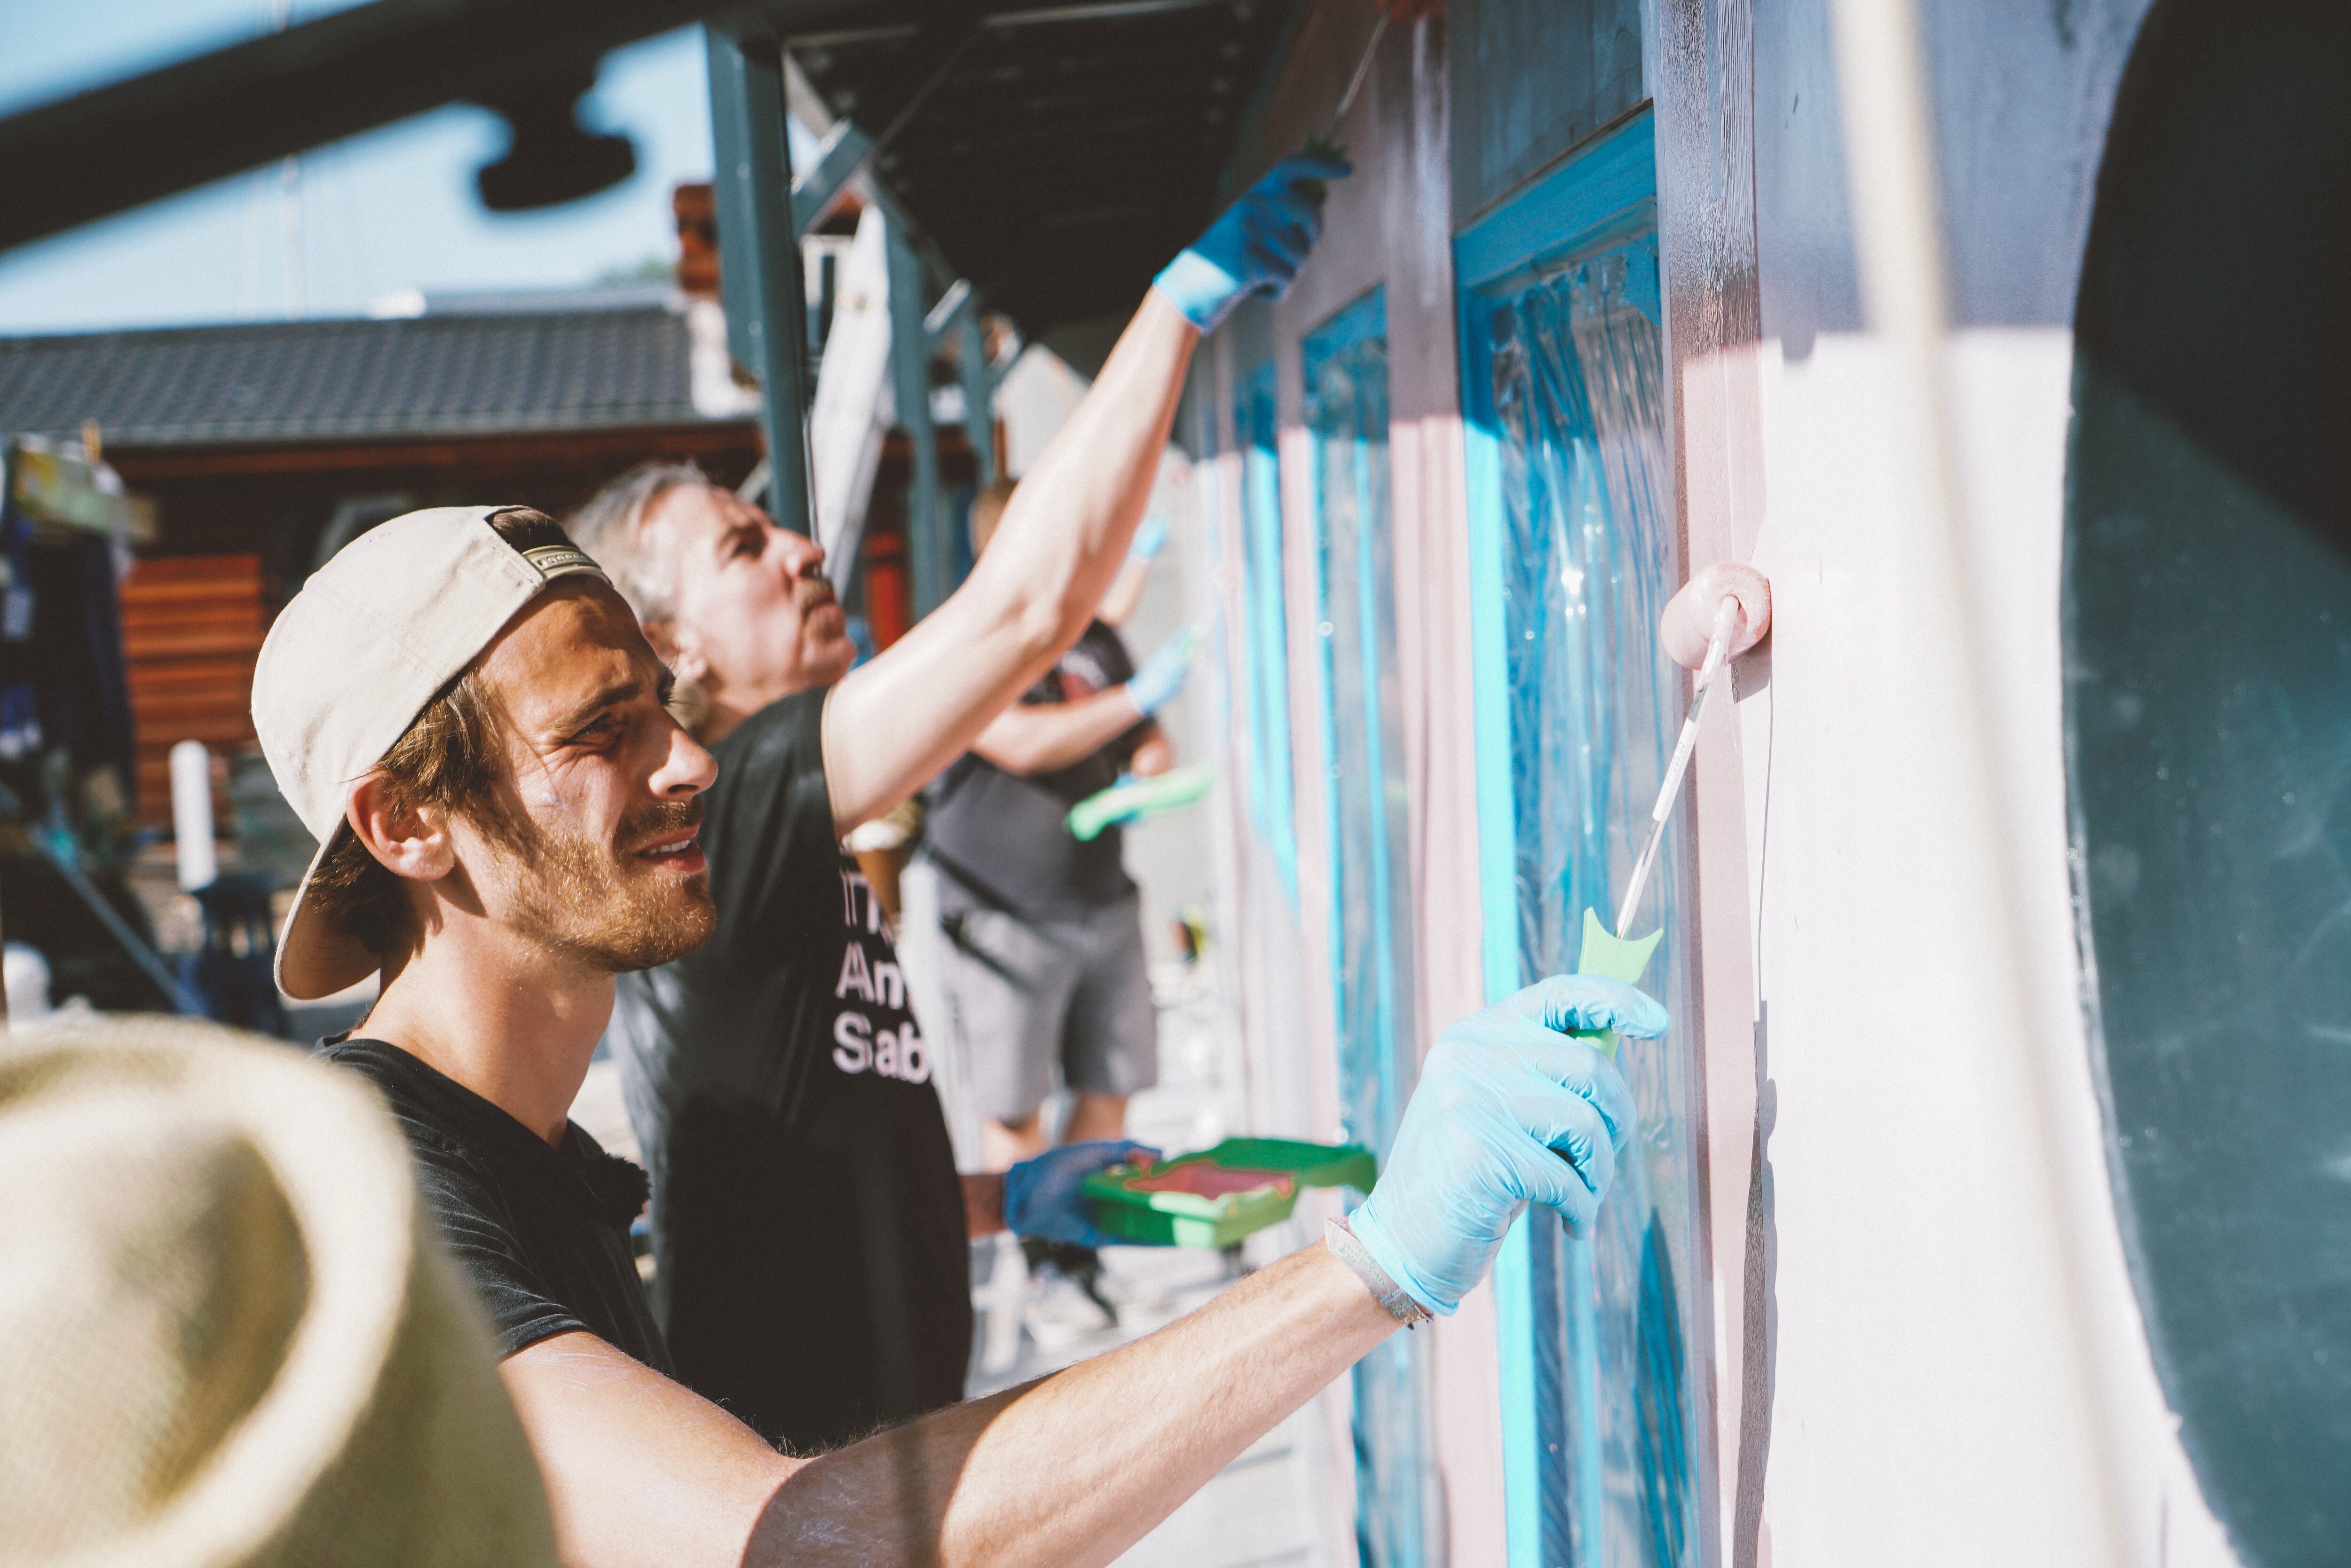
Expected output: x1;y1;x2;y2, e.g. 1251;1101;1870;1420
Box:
1349;975;1663;1316
1126;626;1199;717
1128;510;1172;564
1004;1139;1162;1248
1152;153;1352;334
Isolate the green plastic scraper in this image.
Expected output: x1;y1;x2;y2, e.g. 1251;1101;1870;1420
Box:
1571;906;1663;1059
1065;764;1213;842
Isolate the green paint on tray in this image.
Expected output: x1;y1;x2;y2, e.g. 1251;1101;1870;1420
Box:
1573;906;1662;1058
1083;1135;1378;1248
1191;1137;1378;1192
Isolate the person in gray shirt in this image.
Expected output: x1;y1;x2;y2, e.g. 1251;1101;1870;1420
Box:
923;480;1194;1322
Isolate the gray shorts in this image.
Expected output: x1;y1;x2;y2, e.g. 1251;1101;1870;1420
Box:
935;895;1159;1123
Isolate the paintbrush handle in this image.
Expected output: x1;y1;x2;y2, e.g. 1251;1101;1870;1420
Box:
1613;597;1741;936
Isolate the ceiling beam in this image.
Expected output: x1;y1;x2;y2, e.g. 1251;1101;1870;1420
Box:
0;0;859;255
788;0;1233;49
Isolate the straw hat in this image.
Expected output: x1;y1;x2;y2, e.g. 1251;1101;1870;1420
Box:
0;1016;556;1568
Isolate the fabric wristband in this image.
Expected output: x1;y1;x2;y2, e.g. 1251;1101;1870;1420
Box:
1325;1216;1431;1329
1151;252;1246;334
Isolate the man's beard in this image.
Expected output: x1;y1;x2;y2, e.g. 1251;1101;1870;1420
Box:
498;797;716;973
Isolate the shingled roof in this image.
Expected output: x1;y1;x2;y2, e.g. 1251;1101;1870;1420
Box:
0;296;739;447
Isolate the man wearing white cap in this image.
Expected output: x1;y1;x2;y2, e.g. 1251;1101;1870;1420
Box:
251;501;1665;1564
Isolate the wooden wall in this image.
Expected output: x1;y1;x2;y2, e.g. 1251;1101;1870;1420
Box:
118;553;263;829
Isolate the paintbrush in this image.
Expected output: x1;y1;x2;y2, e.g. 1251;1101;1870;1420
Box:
1300;11;1389;180
1568;596;1742;1060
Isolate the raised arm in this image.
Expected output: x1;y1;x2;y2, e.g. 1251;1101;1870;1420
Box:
820;157;1347;834
500;973;1655;1568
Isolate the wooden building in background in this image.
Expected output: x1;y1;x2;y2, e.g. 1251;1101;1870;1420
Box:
0;241;974;829
0;288;765;822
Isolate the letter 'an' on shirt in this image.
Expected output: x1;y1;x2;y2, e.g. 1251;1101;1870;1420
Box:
603;687;971;1453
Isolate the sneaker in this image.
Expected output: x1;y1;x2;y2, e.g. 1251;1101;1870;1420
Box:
1035;1240;1119;1323
1024;1265;1116;1351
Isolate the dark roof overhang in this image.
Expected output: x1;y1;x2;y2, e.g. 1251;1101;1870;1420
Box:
786;0;1296;338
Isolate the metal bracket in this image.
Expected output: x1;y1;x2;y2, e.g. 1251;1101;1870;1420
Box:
924;278;976;347
790;119;871;235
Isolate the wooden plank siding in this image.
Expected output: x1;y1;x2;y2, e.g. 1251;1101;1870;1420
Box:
119;554;264;828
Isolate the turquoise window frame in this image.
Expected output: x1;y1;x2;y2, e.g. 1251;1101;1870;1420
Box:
1236;359;1300;903
1304;289;1405;1148
1455;107;1682;1568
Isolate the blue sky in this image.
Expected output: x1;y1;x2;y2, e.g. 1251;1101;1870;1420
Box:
0;2;719;335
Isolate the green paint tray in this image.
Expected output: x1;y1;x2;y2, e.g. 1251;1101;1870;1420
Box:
1084;1136;1378;1248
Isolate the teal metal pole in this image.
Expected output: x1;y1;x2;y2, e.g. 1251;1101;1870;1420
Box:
958;308;996;491
886;217;945;615
705;25;814;535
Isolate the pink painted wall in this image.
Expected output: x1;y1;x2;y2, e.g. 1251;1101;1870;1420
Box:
1194;0;2267;1562
1207;2;1507;1560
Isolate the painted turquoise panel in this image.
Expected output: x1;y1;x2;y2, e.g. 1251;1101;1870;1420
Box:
1237;360;1300;903
1454;111;1657;295
1303;288;1440;1568
1451;0;1645;226
1458;107;1704;1568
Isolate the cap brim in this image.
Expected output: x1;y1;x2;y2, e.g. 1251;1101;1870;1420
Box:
274;820;382;1003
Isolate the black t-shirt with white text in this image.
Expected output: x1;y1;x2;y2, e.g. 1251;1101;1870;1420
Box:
318;1037;669;1373
606;688;970;1452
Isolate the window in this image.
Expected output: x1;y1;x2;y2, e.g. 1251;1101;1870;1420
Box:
1460;109;1704;1568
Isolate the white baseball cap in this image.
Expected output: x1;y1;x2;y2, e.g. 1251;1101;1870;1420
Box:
252;506;606;1001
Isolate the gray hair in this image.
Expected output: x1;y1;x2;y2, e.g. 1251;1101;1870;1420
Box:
565;460;710;626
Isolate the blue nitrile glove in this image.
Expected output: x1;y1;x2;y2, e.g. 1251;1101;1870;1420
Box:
1152;153;1352;334
1125;626;1199;717
1348;975;1663;1316
1004;1139;1163;1248
1128;510;1172;564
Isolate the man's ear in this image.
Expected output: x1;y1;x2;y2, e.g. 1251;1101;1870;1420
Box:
346;773;457;883
642;616;710;689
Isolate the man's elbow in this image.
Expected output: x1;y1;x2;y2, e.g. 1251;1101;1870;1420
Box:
1007;587;1090;671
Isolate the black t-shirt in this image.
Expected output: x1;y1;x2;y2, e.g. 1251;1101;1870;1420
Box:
607;687;970;1452
318;1038;669;1373
927;620;1146;916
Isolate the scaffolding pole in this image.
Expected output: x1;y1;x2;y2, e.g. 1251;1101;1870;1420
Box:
958;307;996;491
886;216;947;616
706;24;815;535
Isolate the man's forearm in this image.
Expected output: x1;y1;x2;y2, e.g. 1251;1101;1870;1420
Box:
967;292;1196;655
971;687;1145;776
748;1244;1395;1568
